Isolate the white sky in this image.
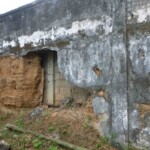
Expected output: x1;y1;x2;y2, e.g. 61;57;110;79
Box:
0;0;35;14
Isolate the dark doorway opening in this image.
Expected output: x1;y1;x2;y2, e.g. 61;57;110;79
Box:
29;50;57;104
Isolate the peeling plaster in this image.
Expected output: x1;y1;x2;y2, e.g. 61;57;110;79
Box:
0;0;150;148
3;40;17;48
2;16;112;50
132;7;150;23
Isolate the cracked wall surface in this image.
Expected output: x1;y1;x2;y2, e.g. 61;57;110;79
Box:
0;0;149;149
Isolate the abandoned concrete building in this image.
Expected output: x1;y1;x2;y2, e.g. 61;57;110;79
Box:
0;0;150;149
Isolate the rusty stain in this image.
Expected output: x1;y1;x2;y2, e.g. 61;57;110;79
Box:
135;103;150;118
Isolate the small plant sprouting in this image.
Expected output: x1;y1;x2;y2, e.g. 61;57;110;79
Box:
96;143;101;148
100;136;109;144
1;128;9;137
33;138;43;149
48;145;58;150
48;127;56;132
15;118;25;128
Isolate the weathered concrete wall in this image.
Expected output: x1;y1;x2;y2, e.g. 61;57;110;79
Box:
0;0;149;149
127;27;150;148
54;54;87;105
127;0;150;148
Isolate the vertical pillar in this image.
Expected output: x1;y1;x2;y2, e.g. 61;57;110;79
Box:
44;52;54;104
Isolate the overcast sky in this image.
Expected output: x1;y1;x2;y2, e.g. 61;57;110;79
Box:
0;0;35;14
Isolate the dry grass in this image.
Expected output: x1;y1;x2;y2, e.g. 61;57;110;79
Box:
0;106;117;150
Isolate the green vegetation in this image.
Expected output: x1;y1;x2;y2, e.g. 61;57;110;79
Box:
0;112;11;121
0;108;141;150
15;118;25;128
48;127;56;132
33;138;43;149
48;145;58;150
100;136;109;144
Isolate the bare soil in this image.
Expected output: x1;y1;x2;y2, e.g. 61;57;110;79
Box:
0;106;117;150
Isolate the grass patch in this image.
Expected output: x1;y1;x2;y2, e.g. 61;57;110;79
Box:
33;138;43;149
15;118;25;128
48;145;58;150
48;127;56;132
0;112;11;121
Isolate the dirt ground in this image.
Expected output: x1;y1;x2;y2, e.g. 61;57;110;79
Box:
0;105;119;150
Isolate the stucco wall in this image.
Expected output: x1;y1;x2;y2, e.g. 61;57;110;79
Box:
54;54;87;105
